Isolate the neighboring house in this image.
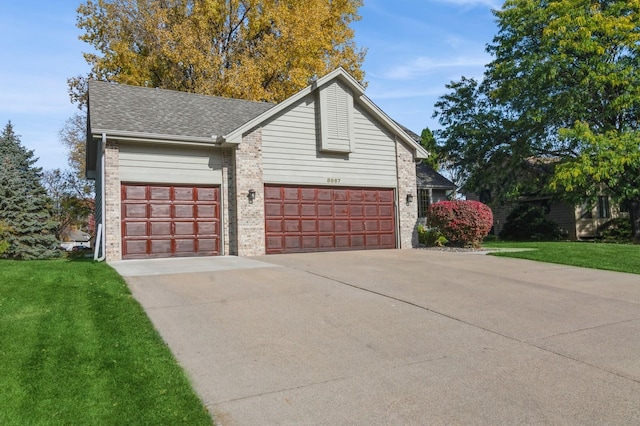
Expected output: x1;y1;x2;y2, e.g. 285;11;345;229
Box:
392;125;457;224
467;192;627;240
86;68;430;261
60;228;91;251
415;162;456;224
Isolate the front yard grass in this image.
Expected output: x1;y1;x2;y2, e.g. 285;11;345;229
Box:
0;259;212;425
483;241;640;274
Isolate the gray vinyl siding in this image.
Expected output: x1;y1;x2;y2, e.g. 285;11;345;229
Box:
118;144;223;185
261;94;397;187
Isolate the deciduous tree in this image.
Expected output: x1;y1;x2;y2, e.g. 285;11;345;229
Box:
433;0;640;237
69;0;366;106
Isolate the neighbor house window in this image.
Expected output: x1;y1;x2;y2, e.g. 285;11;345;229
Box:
598;196;611;219
418;188;430;218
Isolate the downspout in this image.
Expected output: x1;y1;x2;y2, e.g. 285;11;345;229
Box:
94;133;107;261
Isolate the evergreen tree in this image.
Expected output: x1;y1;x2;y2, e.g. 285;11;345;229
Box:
0;122;60;259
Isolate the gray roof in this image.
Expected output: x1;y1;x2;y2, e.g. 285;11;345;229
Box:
416;162;456;190
87;80;275;139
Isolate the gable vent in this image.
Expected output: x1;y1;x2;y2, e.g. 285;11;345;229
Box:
319;81;355;153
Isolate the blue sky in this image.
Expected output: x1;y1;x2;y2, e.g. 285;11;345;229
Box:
0;0;499;171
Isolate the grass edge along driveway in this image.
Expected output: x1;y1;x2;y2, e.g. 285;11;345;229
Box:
0;259;212;425
484;241;640;275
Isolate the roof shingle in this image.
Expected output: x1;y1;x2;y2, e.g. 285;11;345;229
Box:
87;81;275;140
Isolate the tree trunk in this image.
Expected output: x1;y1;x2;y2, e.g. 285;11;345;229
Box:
631;201;640;241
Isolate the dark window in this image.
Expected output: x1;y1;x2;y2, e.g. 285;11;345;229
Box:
598;196;611;219
418;188;430;218
479;189;491;204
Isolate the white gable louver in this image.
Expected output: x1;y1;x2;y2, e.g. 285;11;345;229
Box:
319;81;355;153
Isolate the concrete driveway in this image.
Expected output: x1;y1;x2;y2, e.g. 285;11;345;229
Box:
112;250;640;425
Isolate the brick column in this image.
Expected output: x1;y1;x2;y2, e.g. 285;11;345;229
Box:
104;140;121;261
233;128;266;256
396;140;418;248
221;148;235;255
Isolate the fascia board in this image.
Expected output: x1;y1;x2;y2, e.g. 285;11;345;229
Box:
90;129;219;146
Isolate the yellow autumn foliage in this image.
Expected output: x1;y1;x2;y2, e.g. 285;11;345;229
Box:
70;0;365;104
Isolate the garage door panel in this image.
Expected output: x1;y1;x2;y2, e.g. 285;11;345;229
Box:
150;186;170;200
150;204;170;217
302;220;317;232
197;238;218;253
124;240;147;256
284;236;301;250
319;220;334;233
265;203;283;216
380;234;395;247
285;220;300;232
301;188;316;201
197;188;217;201
125;204;147;218
302;236;318;249
318;205;332;216
318;189;332;201
122;184;219;259
335;235;350;248
198;222;217;235
124;222;147;236
335;220;349;232
174;204;194;218
150;222;171;236
265;186;282;200
380;220;394;232
124;185;147;200
150;239;172;255
351;235;365;248
284;204;300;215
301;204;316;216
266;219;283;233
365;220;378;231
174;187;194;200
197;204;218;218
319;236;334;248
284;188;299;200
265;185;396;254
174;222;195;235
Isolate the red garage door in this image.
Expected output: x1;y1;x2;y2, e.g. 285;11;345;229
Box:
265;185;396;254
121;184;220;259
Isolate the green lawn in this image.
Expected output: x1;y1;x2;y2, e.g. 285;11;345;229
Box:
483;241;640;274
0;259;212;425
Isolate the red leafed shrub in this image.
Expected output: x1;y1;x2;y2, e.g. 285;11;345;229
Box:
427;200;493;247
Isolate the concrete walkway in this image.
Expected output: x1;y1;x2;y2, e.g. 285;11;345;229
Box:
115;250;640;425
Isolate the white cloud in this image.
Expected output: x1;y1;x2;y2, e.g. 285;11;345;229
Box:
382;55;490;80
431;0;502;10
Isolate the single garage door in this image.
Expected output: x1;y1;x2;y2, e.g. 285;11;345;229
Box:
265;185;396;254
121;184;220;259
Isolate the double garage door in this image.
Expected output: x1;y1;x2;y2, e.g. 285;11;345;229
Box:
265;185;396;254
121;184;220;259
121;184;396;258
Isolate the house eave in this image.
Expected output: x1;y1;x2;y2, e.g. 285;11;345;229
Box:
90;129;220;147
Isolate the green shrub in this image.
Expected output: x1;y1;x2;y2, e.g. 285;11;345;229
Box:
427;200;493;248
418;225;448;247
599;217;633;243
500;204;562;241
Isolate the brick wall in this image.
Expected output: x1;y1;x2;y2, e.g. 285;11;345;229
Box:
233;128;266;256
104;140;121;261
396;140;418;248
